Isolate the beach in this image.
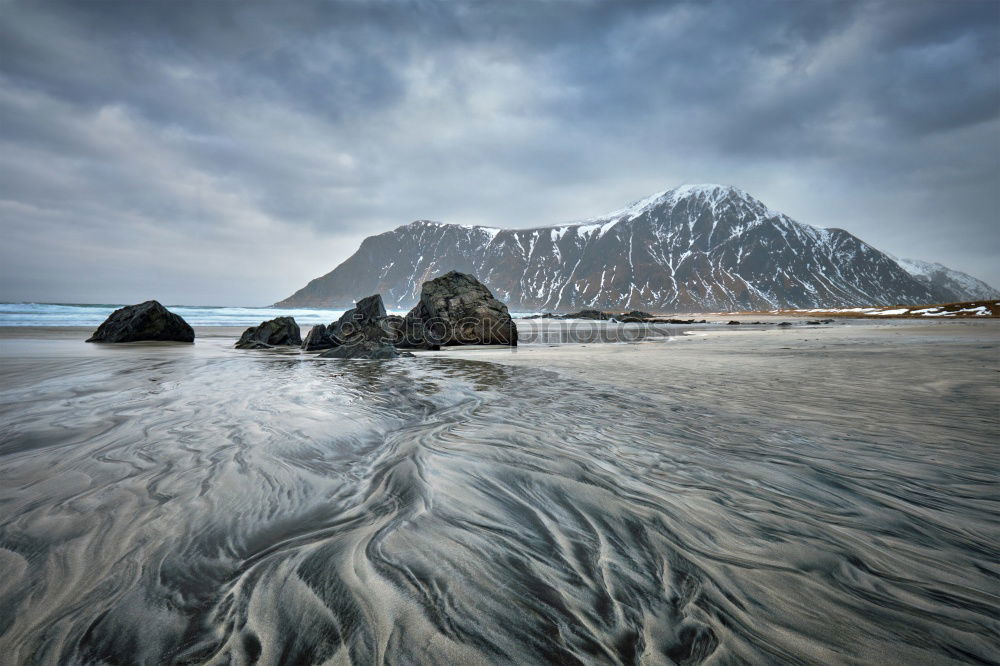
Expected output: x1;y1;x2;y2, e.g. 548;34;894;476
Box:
1;319;997;664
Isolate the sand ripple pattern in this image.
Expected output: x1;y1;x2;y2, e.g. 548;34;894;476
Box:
0;344;998;664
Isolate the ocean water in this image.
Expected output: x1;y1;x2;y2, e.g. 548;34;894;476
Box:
0;302;569;328
0;302;359;327
0;303;703;348
0;325;997;664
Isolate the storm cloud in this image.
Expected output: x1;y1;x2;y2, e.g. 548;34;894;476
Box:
1;0;997;304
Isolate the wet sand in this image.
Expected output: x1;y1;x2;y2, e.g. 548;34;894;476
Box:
1;320;998;664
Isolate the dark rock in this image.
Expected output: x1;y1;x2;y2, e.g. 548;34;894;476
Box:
236;316;301;349
326;307;356;344
806;318;835;325
396;315;441;351
778;321;793;327
383;315;405;342
307;295;414;359
400;271;517;347
561;309;610;320
302;324;335;351
86;300;194;343
617;311;656;323
319;340;414;359
328;295;393;346
727;320;742;325
354;294;387;321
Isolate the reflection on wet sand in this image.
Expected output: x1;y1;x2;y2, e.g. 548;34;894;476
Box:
0;324;998;664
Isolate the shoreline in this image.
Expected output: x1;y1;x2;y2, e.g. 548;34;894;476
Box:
3;316;997;342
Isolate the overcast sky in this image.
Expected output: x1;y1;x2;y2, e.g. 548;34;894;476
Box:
1;0;998;305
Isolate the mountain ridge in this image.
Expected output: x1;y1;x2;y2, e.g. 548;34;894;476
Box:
277;184;995;312
886;254;998;303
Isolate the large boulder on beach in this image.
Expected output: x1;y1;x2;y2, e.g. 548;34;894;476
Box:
400;271;517;347
86;300;194;343
235;316;301;349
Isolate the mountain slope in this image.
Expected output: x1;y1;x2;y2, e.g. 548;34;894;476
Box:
888;255;999;303
278;185;986;312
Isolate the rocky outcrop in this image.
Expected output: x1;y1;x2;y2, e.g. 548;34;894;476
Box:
300;279;518;357
617;310;654;322
329;294;391;345
86;300;194;343
562;309;611;321
399;271;517;348
236;316;301;349
520;310;705;323
306;295;413;359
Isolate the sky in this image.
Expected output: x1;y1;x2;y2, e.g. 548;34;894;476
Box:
1;0;998;306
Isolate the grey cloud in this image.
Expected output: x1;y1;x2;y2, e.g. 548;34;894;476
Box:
0;0;997;304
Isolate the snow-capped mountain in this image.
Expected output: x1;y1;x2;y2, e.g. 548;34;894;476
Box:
887;255;999;303
277;184;993;312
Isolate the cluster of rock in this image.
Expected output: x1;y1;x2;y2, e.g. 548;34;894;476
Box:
301;294;411;359
657;318;708;325
86;300;194;343
521;310;707;324
83;272;517;358
522;309;623;321
727;319;834;326
242;271;518;359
